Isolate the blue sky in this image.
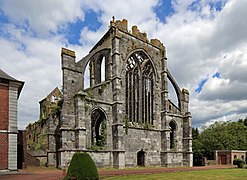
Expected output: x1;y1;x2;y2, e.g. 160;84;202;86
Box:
0;0;247;129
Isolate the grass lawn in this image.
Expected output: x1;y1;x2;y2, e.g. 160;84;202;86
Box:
104;169;247;180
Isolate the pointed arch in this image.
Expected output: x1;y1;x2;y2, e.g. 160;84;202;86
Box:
82;48;110;89
91;108;107;146
125;50;155;125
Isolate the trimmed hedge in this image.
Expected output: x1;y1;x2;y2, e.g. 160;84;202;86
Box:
233;158;245;168
65;152;98;180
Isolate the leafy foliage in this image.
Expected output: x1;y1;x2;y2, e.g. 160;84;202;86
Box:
233;158;245;168
124;115;129;135
65;153;98;180
193;119;247;165
97;120;106;146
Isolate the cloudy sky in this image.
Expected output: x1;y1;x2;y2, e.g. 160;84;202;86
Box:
0;0;247;129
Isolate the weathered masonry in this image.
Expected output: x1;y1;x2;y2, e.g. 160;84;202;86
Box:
0;69;24;171
59;18;192;168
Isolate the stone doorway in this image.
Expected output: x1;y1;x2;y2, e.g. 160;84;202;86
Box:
137;150;145;166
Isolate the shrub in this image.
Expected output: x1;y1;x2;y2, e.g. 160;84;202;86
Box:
233;158;245;168
65;152;98;180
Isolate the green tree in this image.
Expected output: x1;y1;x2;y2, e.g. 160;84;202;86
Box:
244;117;247;126
193;139;204;166
196;121;247;160
192;127;199;139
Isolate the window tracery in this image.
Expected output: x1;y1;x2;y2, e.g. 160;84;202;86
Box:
125;51;154;125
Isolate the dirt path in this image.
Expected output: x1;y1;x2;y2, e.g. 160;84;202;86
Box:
0;165;235;180
0;168;65;180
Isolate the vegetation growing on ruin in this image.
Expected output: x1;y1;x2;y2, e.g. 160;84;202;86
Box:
97;120;107;146
27;130;48;151
84;102;90;112
143;122;152;129
124;115;129;135
51;99;63;117
99;81;109;95
75;92;87;100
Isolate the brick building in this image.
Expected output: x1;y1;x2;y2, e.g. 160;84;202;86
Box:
215;150;246;165
0;69;24;171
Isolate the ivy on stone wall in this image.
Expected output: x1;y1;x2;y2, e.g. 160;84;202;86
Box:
99;81;109;95
124;115;129;135
97;120;107;146
27;130;47;151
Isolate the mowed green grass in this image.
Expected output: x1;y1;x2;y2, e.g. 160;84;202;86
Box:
104;169;247;180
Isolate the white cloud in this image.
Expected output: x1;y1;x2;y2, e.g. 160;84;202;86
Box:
0;31;64;128
150;0;247;127
1;0;247;129
79;27;105;47
1;0;85;36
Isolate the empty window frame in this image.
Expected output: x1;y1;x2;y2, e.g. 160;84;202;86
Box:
125;51;154;125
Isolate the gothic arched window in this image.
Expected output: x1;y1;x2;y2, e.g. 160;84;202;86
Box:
91;109;107;147
125;51;154;125
169;121;177;149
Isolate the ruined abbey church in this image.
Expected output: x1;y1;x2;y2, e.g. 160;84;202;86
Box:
42;18;192;168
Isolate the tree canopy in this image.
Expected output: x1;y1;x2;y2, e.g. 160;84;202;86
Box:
193;118;247;165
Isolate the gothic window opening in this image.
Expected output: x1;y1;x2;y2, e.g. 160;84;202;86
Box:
95;56;106;84
91;109;107;147
142;61;154;125
169;121;177;149
101;56;106;82
125;51;154;125
84;54;107;89
84;62;90;89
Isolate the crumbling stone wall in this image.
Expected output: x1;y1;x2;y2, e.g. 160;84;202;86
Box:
58;18;192;168
25;88;62;167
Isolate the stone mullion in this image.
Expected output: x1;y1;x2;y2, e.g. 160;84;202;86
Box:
141;76;145;124
125;72;129;118
129;72;132;121
136;71;139;123
148;89;151;124
90;61;95;87
144;77;147;124
131;71;135;122
151;76;154;125
139;73;142;123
